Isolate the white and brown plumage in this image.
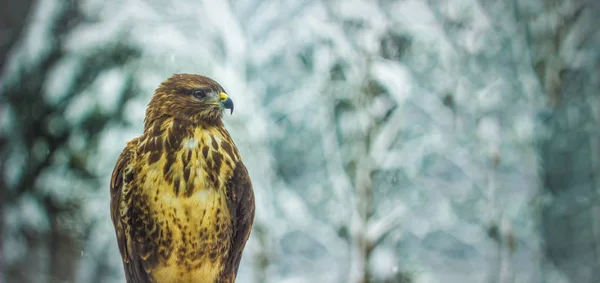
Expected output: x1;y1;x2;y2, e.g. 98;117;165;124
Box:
110;74;255;283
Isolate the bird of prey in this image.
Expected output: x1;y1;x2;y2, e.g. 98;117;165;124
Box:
110;74;255;283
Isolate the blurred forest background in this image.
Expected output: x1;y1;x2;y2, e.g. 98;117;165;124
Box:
1;0;599;283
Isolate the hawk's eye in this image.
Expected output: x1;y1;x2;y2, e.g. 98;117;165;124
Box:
192;89;207;99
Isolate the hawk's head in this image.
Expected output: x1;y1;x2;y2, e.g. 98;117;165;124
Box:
145;74;234;127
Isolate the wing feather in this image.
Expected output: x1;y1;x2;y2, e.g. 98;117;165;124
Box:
110;141;152;283
224;161;256;280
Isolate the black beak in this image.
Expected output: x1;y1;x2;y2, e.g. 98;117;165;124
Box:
221;97;234;115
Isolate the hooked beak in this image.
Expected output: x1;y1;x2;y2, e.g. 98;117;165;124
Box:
219;92;234;115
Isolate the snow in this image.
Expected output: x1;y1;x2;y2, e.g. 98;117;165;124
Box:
202;0;247;67
371;60;413;104
17;193;50;233
2;205;28;264
64;89;95;126
3;143;26;190
477;116;501;144
16;0;62;68
369;247;398;281
94;68;127;114
367;203;408;245
44;56;82;105
3;0;596;282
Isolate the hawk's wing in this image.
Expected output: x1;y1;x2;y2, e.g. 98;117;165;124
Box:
110;142;152;283
225;161;256;279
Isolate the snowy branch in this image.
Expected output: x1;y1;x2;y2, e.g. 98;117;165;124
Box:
366;203;408;248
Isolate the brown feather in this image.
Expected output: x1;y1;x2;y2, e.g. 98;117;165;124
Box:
222;162;255;281
110;74;255;283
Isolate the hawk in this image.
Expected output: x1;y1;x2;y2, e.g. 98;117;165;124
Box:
110;74;255;283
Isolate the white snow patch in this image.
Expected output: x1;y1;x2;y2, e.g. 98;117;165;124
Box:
3;145;27;189
395;0;437;30
123;96;148;127
92;125;138;174
453;1;493;54
336;0;383;22
371;111;403;164
65;1;150;54
64;90;95;126
370;248;398;281
44;56;81;105
512;115;534;143
0;105;16;135
476;78;508;112
18;194;50;233
368;203;408;244
371;60;413;104
202;0;247;67
0;0;62;87
277;189;311;227
36;166;91;203
19;0;62;66
477;116;501;144
2;205;27;264
95;68;127;113
431;198;457;228
406;216;432;238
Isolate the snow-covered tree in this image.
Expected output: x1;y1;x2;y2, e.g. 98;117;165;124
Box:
1;0;598;283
